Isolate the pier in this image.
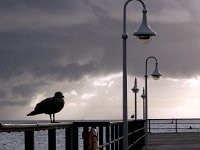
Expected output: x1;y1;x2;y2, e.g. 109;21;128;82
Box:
143;133;200;150
142;118;200;150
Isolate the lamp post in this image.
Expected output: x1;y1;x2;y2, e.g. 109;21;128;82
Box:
144;56;162;147
141;87;145;119
122;0;156;149
131;78;139;120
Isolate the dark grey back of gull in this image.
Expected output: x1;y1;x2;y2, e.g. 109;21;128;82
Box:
27;92;65;122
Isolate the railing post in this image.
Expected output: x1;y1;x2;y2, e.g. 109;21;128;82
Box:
65;127;72;150
119;123;123;150
48;129;56;150
25;130;34;150
148;119;151;133
136;120;145;150
111;125;115;150
99;126;104;148
72;127;79;150
115;124;119;150
106;125;110;150
175;119;178;133
83;126;89;150
141;120;145;148
128;121;134;150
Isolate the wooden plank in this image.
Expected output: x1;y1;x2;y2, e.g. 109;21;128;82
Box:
142;133;200;150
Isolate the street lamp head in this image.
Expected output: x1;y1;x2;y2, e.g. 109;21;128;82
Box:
151;62;162;80
133;9;156;44
131;86;139;93
141;87;146;99
131;78;139;93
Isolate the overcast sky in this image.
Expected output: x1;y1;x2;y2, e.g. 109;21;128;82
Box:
1;0;200;120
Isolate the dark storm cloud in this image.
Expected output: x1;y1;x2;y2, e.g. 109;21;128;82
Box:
11;80;48;97
0;0;110;107
0;0;200;108
0;99;28;107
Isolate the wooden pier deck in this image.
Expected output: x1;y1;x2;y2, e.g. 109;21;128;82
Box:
142;133;200;150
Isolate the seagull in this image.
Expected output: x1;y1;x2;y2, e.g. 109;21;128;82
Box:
27;91;65;123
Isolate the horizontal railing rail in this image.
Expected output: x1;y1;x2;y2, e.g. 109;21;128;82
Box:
0;122;73;131
0;120;146;150
148;118;200;133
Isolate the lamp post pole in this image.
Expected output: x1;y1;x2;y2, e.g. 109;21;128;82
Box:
144;56;162;147
141;87;145;119
131;78;139;120
122;0;156;149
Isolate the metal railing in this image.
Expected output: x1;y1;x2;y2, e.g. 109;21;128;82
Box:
0;122;73;150
0;120;145;150
148;118;200;133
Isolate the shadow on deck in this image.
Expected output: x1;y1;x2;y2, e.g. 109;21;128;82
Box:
142;133;200;150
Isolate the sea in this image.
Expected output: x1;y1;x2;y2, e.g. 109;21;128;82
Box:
149;119;200;133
